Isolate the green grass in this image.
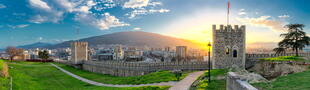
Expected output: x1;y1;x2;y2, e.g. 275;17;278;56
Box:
54;63;190;85
6;61;170;90
0;76;10;90
194;69;228;90
253;70;310;90
260;56;305;62
0;60;4;71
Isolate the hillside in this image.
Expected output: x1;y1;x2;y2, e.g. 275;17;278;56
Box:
17;42;53;49
49;31;202;49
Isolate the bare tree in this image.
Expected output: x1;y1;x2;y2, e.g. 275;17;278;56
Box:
5;46;24;61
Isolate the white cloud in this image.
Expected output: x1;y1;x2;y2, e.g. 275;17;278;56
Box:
96;13;130;30
148;2;162;6
0;4;6;9
75;13;129;30
29;15;48;24
149;9;170;13
238;9;246;15
278;15;289;19
29;0;51;10
133;27;141;30
127;8;170;18
123;0;149;8
237;16;287;32
8;24;30;29
38;37;43;40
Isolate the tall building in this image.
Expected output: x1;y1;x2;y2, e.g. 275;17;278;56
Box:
176;46;187;58
71;42;88;64
113;45;124;60
212;25;246;69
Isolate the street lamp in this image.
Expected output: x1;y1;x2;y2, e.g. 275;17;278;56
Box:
207;41;211;83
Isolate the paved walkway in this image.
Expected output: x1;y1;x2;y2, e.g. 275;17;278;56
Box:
50;63;204;89
169;71;204;90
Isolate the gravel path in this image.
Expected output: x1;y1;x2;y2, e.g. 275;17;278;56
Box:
50;63;177;87
169;71;204;90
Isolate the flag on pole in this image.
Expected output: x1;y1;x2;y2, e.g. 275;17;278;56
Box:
228;0;230;14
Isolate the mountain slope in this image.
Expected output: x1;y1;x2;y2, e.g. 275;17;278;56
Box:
18;42;53;49
49;31;202;48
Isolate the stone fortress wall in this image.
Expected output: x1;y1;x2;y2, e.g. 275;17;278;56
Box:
245;53;310;68
82;61;209;76
77;52;310;76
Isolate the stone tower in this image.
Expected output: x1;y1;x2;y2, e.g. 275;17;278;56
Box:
212;25;246;69
71;42;88;64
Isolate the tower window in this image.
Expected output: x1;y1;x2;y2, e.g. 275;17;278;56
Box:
225;48;230;54
233;50;237;57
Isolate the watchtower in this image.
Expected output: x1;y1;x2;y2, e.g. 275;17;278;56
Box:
71;42;88;64
212;25;246;69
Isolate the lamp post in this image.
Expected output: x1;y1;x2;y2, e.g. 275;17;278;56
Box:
207;41;211;83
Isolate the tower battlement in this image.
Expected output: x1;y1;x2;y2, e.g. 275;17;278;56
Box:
71;41;89;64
212;24;245;32
71;42;88;47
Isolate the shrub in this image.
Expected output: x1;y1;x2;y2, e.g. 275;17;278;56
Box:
0;60;9;77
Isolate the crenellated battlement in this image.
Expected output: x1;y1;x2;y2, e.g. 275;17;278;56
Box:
212;24;245;32
71;42;88;47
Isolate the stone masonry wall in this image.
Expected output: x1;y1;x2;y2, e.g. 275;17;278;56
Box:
245;53;310;68
227;72;257;90
82;61;209;76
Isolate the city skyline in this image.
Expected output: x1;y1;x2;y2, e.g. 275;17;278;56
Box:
1;0;310;48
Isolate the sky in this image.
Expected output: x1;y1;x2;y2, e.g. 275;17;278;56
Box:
0;0;310;48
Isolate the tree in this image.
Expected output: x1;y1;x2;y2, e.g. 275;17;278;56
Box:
273;47;286;54
38;50;49;60
275;24;310;56
5;47;24;61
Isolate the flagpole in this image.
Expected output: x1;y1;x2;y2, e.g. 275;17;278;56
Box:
227;0;230;25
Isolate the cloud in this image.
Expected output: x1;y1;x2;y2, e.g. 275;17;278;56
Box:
0;4;6;9
29;15;48;24
75;13;129;30
26;0;167;30
38;37;43;40
237;16;286;32
29;0;51;10
149;9;169;13
278;15;289;19
8;24;30;29
95;13;130;30
127;8;170;18
238;9;246;15
148;2;162;6
133;27;141;30
123;0;149;8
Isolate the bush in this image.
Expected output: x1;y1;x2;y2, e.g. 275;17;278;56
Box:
0;60;9;78
260;56;304;61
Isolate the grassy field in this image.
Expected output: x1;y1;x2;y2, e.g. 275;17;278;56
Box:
260;56;305;62
6;61;170;90
0;59;5;71
193;69;228;90
253;69;310;90
55;63;190;85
